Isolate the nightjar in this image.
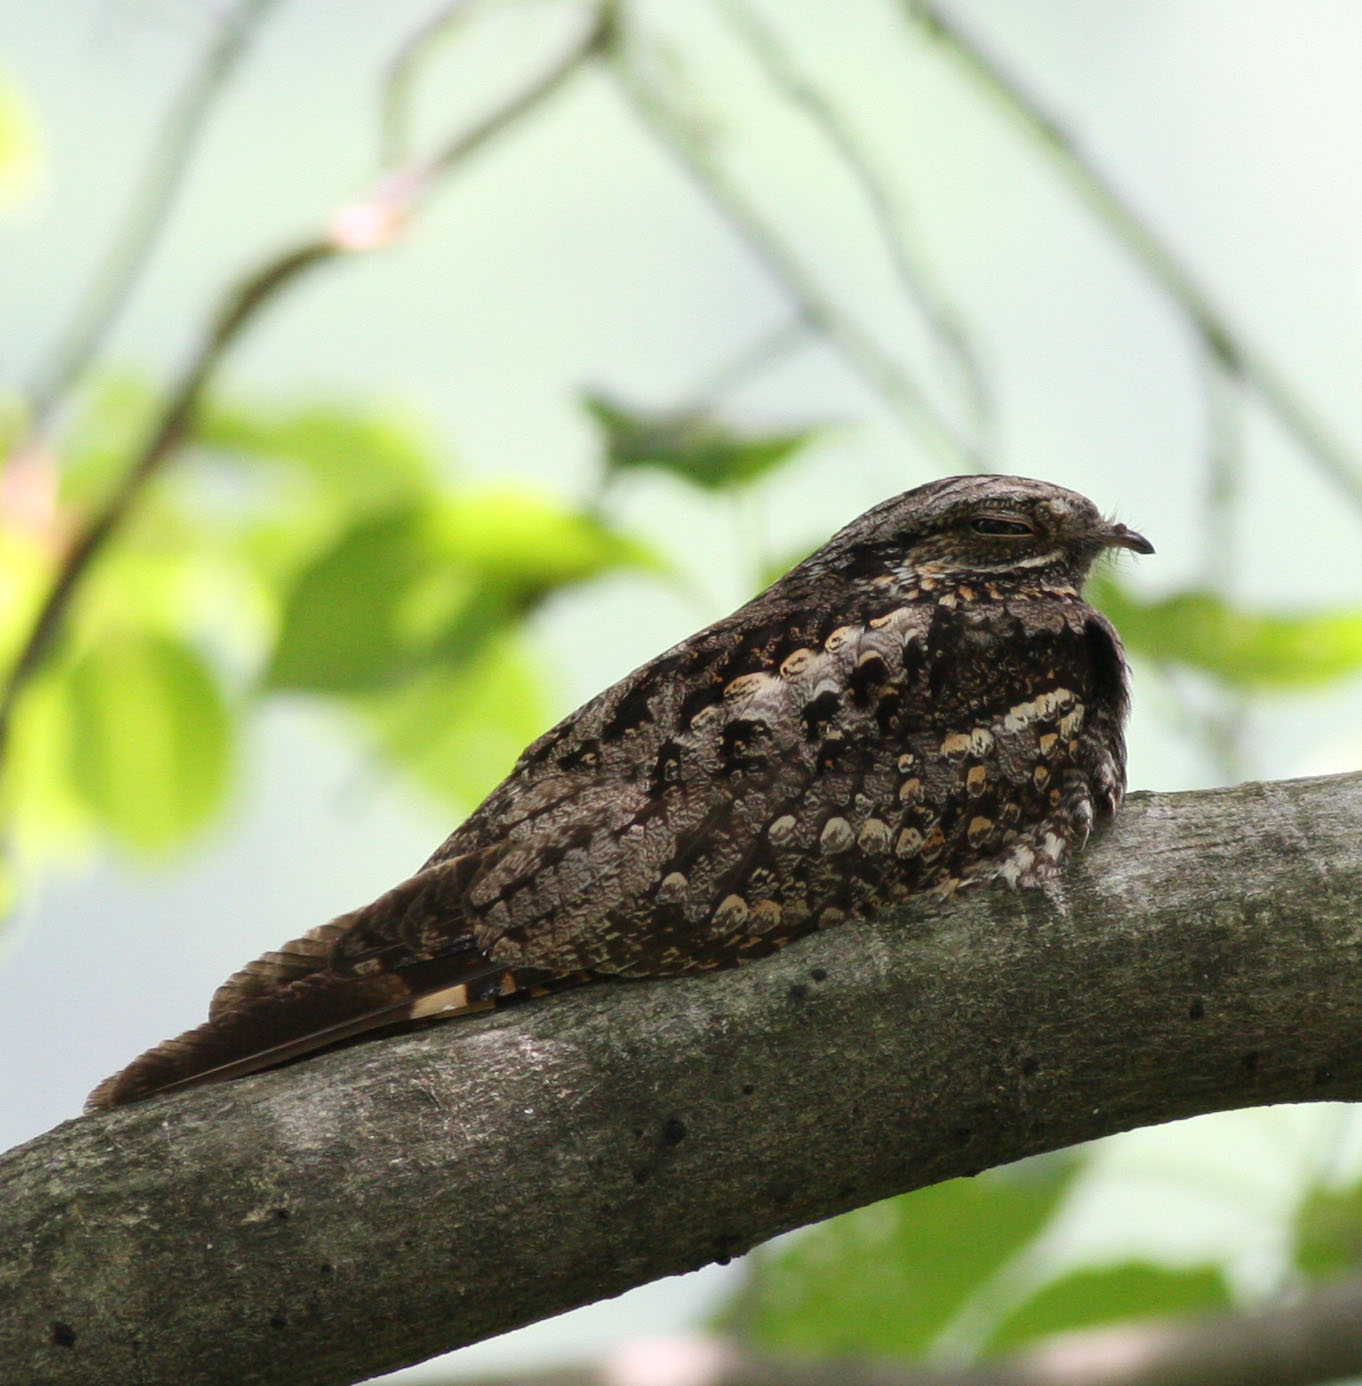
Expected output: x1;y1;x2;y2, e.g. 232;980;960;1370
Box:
90;474;1152;1109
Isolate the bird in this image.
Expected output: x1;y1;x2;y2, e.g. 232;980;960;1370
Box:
87;474;1152;1110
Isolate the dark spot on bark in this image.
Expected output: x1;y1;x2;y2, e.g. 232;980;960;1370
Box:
1188;998;1205;1020
787;983;809;1001
50;1322;76;1348
269;1314;288;1331
632;1166;651;1184
1242;1052;1259;1073
271;1206;290;1222
712;1233;742;1265
810;968;828;982
1316;1065;1335;1085
741;1082;755;1095
320;1261;334;1276
1021;1057;1039;1077
953;1127;974;1145
662;1116;688;1145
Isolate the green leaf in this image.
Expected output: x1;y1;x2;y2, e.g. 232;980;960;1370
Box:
266;506;452;693
66;634;233;853
0;530;53;667
267;492;655;694
1092;576;1362;689
360;636;544;809
434;488;659;584
718;1157;1080;1359
986;1261;1230;1354
1293;1181;1362;1280
197;399;437;513
584;392;820;492
1;667;94;854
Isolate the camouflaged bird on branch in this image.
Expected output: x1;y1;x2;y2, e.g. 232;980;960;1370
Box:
89;474;1152;1109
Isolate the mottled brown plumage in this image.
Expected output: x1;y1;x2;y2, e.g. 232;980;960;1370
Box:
89;475;1152;1109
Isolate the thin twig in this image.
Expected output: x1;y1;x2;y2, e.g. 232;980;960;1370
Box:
679;314;809;411
906;0;1362;515
605;32;985;472
380;0;482;164
1199;354;1243;588
718;0;990;436
25;0;282;428
0;5;612;767
1193;357;1248;779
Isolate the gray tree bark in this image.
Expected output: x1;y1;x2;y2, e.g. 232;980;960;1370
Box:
2;771;1360;1386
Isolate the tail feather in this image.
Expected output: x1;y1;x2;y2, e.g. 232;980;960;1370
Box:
85;957;548;1110
86;845;558;1112
208;919;349;1021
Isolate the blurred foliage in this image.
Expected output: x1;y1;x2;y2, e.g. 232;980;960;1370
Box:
584;391;821;492
0;375;668;878
66;631;232;853
719;1147;1362;1368
984;1260;1229;1353
0;63;44;215
1092;576;1362;690
0;367;833;886
1293;1177;1362;1280
718;1157;1080;1358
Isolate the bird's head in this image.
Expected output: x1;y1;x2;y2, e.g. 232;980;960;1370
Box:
818;474;1153;595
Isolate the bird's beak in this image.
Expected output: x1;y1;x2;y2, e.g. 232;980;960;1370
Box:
1101;521;1154;555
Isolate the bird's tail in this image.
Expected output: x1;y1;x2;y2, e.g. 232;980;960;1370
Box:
86;852;574;1110
84;948;550;1110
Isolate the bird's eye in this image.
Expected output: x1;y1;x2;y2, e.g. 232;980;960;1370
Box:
970;516;1035;536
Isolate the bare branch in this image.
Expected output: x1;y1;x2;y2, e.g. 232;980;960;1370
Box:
718;0;990;435
606;32;986;472
3;771;1360;1386
380;0;482;165
905;0;1362;515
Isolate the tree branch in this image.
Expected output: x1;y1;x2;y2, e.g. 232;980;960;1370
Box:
3;770;1361;1386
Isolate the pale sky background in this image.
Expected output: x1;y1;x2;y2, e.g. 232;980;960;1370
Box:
4;2;1362;1381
